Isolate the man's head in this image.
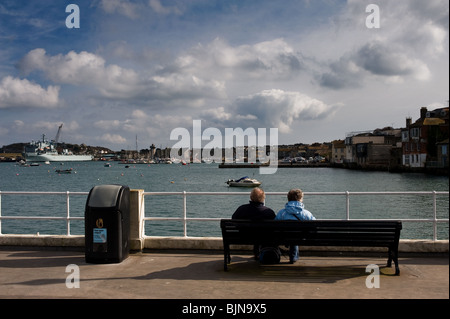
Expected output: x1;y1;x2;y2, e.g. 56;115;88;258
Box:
250;187;265;203
287;188;304;202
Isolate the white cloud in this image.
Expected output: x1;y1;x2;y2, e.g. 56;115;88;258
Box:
303;0;447;90
99;0;141;19
18;48;226;107
99;133;127;145
32;121;79;133
234;89;338;133
19;49;141;94
201;106;232;122
149;0;182;16
13;120;25;129
172;38;303;81
131;109;148;119
0;76;60;109
150;73;226;104
94;120;122;130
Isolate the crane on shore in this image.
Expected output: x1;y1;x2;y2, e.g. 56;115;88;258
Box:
53;124;63;145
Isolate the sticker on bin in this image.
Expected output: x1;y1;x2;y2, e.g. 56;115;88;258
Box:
93;228;107;243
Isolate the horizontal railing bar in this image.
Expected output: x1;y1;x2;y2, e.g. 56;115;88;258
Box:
145;217;221;221
144;217;449;223
0;216;84;220
143;191;449;196
4;190;445;197
0;191;88;195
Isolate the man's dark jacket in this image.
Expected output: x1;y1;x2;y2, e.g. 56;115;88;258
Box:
232;201;275;220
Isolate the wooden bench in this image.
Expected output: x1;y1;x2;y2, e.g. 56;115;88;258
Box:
220;219;402;275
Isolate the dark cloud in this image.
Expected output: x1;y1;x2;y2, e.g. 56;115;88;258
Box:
317;41;431;90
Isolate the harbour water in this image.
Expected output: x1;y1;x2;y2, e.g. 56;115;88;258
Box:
0;162;448;239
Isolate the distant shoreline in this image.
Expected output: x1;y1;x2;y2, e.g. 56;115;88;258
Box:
218;162;449;176
218;162;330;168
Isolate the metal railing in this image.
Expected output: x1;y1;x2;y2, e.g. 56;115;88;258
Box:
0;190;449;240
143;191;449;241
0;191;88;236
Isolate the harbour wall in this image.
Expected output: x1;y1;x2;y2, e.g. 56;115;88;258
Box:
0;234;448;254
0;189;448;254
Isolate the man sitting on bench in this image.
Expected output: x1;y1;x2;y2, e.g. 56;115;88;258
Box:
275;188;316;263
232;188;276;260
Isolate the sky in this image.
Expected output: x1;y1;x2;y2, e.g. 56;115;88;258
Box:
0;0;448;151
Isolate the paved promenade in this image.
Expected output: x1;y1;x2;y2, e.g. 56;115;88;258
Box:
0;247;447;301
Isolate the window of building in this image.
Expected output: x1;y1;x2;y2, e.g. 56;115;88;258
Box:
402;131;409;142
410;128;420;138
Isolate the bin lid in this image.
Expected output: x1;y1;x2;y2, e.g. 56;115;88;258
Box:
88;185;123;208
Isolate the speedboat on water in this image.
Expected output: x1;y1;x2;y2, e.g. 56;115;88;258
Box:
226;176;262;187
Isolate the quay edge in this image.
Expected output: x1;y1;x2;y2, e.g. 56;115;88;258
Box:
0;234;448;254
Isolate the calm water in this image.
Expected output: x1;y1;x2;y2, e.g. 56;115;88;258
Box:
0;162;448;239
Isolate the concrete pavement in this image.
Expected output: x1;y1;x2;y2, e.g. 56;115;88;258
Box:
0;248;448;300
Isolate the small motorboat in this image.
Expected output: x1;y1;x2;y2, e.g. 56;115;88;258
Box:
226;176;262;187
55;168;73;174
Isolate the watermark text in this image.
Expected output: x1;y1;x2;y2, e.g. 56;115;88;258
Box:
65;264;80;288
365;264;380;288
66;4;80;29
366;4;380;29
170;120;278;174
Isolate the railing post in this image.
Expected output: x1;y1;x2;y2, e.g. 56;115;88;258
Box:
0;191;2;235
433;191;437;241
129;189;145;251
183;191;187;237
66;191;70;236
346;191;350;220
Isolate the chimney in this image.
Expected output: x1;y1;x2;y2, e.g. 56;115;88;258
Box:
406;117;412;127
420;107;427;119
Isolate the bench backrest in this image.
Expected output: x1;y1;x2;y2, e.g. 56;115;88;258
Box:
220;219;402;247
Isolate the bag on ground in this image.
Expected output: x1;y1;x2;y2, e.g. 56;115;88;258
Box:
259;246;281;264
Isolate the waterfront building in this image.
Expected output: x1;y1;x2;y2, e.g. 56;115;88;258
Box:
344;128;402;168
402;107;449;168
331;140;345;164
437;139;449;168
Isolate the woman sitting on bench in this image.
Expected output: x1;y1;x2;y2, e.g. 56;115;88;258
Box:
275;188;316;263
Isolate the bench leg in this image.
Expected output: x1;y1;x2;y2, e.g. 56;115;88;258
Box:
393;254;400;276
224;245;231;271
388;248;400;275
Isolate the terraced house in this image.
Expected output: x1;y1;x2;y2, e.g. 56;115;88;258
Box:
402;107;449;169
